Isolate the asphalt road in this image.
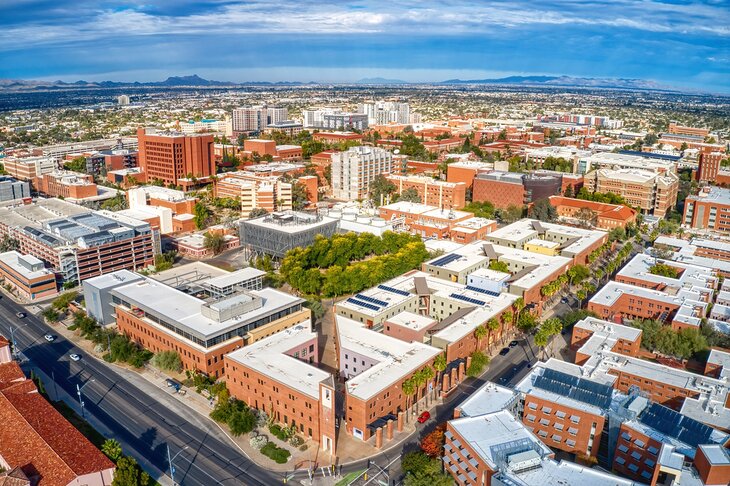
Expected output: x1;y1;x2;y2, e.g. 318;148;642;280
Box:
0;297;281;486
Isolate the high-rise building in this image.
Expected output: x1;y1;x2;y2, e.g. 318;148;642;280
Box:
331;146;392;201
359;101;410;125
136;127;215;189
697;151;724;182
302;108;368;131
683;186;730;233
117;94;130;105
584;168;679;217
232;106;288;134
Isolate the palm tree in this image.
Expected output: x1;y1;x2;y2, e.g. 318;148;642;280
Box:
418;366;435;406
474;325;488;351
433;354;447;392
487;318;500;351
501;311;513;343
534;328;549;361
402;378;416;422
511;297;525;342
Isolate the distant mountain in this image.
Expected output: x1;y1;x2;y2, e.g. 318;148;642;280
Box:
439;75;671;91
356;77;409;85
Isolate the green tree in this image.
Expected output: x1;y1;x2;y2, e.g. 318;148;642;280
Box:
402;378;416;417
463;201;496;219
63;156;87;172
473;325;488;350
102;439;123;462
649;262;679;278
398;187;422;203
0;235;20;252
291;181;309;210
112;456;150;486
193;202;211;230
228;408;257;436
433;354;447;387
151;351;182;372
486;318;501;350
203;231;226;255
248;207;268;219
567;265;590;285
488;260;510;273
497;204;524;223
467;351;489;377
527;199;558;222
369;175;397;206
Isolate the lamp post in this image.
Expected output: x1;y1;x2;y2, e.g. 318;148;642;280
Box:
76;379;94;418
8;323;28;356
167;444;188;486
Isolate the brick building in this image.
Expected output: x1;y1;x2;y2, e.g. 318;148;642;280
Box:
684;186;730;233
312;132;363;145
2;155;57;181
0;251;57;301
668;123;710;138
584;168;679;217
108;271;309;378
378;201;497;242
35;171;99;200
472;171;562;209
548;196;637;230
214;170;293;217
224;322;337;455
386;174;467;209
136;127;216;189
697;151;724;182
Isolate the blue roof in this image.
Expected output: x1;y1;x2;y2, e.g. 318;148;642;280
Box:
619;150;680;162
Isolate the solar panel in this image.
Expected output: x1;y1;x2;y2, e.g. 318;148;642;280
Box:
465;285;500;297
355;293;388;307
449;293;486;306
431;253;461;267
346;298;380;311
377;285;410;297
534;369;612;409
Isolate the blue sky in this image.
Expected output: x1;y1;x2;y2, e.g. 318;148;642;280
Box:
1;1;729;92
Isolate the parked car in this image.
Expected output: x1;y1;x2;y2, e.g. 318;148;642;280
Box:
16;312;25;318
499;347;510;356
417;411;431;423
69;353;81;362
166;378;182;392
43;334;55;342
509;340;519;348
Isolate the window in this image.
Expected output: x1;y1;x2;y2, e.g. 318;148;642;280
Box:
528;402;537;410
552;435;562;443
555;411;566;419
644;459;655;468
570;415;580;423
555;423;564;431
566;439;576;447
615;457;626;465
618;445;629;453
647;446;659;455
542;406;552;414
539;418;550;426
568;427;578;436
628;464;639;473
631;451;642;461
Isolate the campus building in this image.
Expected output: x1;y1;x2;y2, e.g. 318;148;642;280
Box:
136;127;216;189
103;267;308;378
472;171;563;209
548;196;637;230
34;170;99;200
684;186;730;233
0;199;157;284
224;322;337;455
584;168;679;217
386;174;467;209
214;171;293;217
232;106;288;134
2;155;57;181
331;146;393;201
0;176;29;202
446;161;494;190
0;251;57;301
238;211;339;259
580;151;679;175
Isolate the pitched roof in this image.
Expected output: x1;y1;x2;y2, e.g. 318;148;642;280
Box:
0;378;115;486
0;467;30;486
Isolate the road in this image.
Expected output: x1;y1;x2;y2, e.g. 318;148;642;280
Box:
0;297;281;486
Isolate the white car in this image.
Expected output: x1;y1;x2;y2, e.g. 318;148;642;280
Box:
69;353;81;362
44;334;55;342
16;312;25;318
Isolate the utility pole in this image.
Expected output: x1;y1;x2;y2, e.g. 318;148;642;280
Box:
76;379;94;418
167;444;188;486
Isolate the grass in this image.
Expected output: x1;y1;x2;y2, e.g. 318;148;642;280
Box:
51;400;107;449
335;470;365;486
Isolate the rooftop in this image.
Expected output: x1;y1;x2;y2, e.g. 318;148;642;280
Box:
0;251;54;280
687;185;730;206
336;316;441;400
456;381;517;418
386;311;436;331
573;317;643;357
225;322;330;399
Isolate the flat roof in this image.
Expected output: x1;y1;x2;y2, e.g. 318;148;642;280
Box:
687;186;730;206
380;201;438;215
573;317;642;357
456;381;517;418
386;311;436;331
243;211;337;233
204;267;266;289
431;292;518;343
699;444;730;465
0;251;54;279
337;316;442;400
83;269;143;290
498;458;641;486
225;322;331;399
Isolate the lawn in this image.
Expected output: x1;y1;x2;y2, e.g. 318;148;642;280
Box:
335;470;365;486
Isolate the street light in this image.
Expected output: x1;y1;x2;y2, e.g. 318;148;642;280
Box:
76;379;95;418
8;323;28;356
167;444;188;486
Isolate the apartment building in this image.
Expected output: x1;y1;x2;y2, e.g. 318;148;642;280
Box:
472;171;563;209
584;168;679;217
359;101;410;125
386;174;466;209
684;186;730;233
214;170;293;216
580;151;678;175
224;323;337;454
697;151;724;182
331;146;393;201
136;127;216;189
655;235;730;264
264;120;303;137
232;106;287;134
571;317;643;365
0;199;156;284
0;340;116;485
336;315;441;444
0;251;57;301
548;196;638;230
90;148;138;175
2;155;56;180
106;270;309;378
35;170;99;200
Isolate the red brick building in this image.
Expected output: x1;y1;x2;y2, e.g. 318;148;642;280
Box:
549;196;638;230
35;171;99;200
697;151;724;182
473;171;562;209
684;186;730;233
137;127;215;189
312;132;363;145
386;174;467;209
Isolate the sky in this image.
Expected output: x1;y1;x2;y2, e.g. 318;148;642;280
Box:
1;0;729;92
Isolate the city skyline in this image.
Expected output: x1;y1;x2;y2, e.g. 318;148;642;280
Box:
1;0;729;92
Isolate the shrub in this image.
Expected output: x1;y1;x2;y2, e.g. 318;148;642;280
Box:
152;351;182;372
210;399;234;423
260;442;291;464
228;408;256;436
299;444;308;451
289;435;304;447
42;308;61;323
466;351;489;377
269;424;287;441
249;434;268;450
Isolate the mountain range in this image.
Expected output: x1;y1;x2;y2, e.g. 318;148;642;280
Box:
0;74;676;92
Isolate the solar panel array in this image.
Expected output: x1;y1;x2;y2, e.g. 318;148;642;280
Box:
377;285;410;297
465;285;500;297
533;368;613;409
430;253;461;267
355;293;388;307
639;403;715;448
346;297;380;311
449;293;486;306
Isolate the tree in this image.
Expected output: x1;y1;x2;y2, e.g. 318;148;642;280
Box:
369;175;397;206
473;325;488;350
420;424;446;457
228;408;257;436
101;193;128;211
102;439;123;462
193;202;211;230
112;456;150;486
291;181;309;210
488;260;510;273
433;354;447;387
398;187;422;203
248;207;268;219
527;199;558;222
304;299;325;324
466;351;489;377
643;133;658;145
649;262;679;278
517;311;538;333
402;379;416;417
151;351;182;372
498;204;524;223
402;451;432;476
575;207;597;228
463;201;496;219
486;318;501;350
0;235;20;252
567;265;590;285
63;156;87;173
203;231;226;255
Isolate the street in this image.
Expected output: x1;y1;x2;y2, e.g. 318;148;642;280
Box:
0;296;281;486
